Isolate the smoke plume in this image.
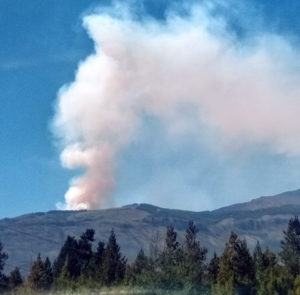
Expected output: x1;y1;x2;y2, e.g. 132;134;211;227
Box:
53;4;300;210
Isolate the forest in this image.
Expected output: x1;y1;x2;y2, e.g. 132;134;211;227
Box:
1;217;300;295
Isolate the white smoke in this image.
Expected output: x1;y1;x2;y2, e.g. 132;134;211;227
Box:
53;4;300;210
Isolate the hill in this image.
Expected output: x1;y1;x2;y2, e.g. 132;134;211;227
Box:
1;189;300;274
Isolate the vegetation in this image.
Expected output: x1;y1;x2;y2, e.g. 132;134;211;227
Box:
0;241;8;293
1;217;300;294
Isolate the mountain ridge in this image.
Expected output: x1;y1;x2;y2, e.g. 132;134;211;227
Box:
1;188;300;274
214;189;300;213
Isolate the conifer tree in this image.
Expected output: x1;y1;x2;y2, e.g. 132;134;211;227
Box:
165;226;179;251
216;243;235;295
0;242;7;276
27;254;49;291
8;267;22;290
255;249;291;295
53;236;80;279
0;276;8;293
255;246;277;286
126;249;154;286
236;239;255;287
0;241;8;292
55;258;71;289
257;264;291;295
161;226;180;270
82;240;106;281
294;275;300;295
280;216;300;278
95;241;105;267
133;249;150;274
182;221;207;287
253;241;263;274
44;257;53;289
216;232;255;295
207;252;220;284
102;230;126;286
77;229;95;277
160;226;182;289
92;241;105;281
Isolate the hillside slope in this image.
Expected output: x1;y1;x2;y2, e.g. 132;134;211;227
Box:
1;189;300;274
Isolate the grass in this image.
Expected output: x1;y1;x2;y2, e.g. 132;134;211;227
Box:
5;286;210;295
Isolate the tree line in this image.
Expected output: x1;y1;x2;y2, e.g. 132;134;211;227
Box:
1;217;300;294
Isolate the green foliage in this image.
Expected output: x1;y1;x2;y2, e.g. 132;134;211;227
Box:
216;232;255;295
53;236;80;279
53;228;126;289
77;229;95;278
5;217;300;294
0;276;8;294
216;243;235;295
207;252;220;284
27;254;52;291
254;246;277;291
54;258;76;290
253;241;263;277
159;226;182;289
52;229;95;281
0;241;8;293
78;240;105;282
181;221;207;288
125;249;157;287
257;265;292;295
8;267;23;290
92;241;106;281
280;216;300;278
131;249;152;276
44;257;54;289
102;230;127;286
294;275;300;295
0;242;7;275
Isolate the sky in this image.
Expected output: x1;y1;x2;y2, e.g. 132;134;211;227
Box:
1;0;300;217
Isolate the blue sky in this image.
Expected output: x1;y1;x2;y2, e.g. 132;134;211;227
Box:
1;0;300;217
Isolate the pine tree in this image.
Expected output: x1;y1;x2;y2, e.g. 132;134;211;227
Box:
253;248;277;290
257;264;291;295
294;275;300;295
160;226;182;289
253;241;263;274
161;227;180;270
0;276;8;293
132;249;149;275
182;221;207;288
216;232;255;295
125;249;154;286
77;229;95;277
0;242;7;276
8;267;23;290
207;252;220;284
55;258;71;289
280;216;300;278
102;230;126;286
236;239;255;288
92;241;105;281
82;240;105;282
27;254;49;291
44;257;53;289
165;226;179;251
53;236;80;279
216;242;235;295
95;241;105;267
0;241;8;292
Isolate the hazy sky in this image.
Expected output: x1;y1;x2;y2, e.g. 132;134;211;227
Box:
1;0;300;217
